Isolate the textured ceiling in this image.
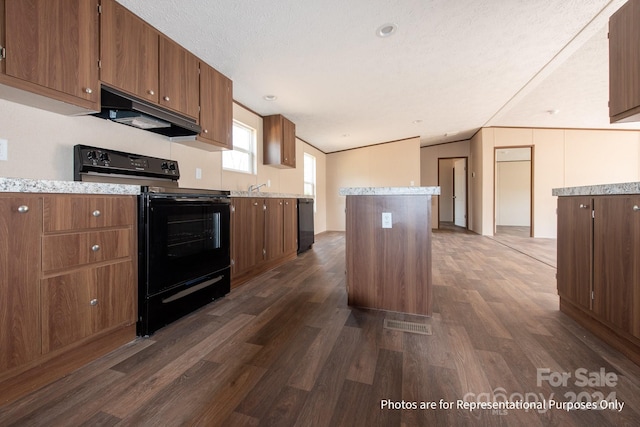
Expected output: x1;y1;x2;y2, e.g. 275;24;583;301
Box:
116;0;640;153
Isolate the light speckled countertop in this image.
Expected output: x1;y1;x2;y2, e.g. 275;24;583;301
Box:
230;190;308;199
552;182;640;197
339;186;440;196
0;177;140;195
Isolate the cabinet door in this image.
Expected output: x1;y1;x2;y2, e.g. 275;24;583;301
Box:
609;0;640;121
159;35;199;119
263;115;296;168
282;117;296;168
283;199;298;254
593;196;640;338
556;197;592;309
0;197;42;373
93;262;136;332
42;261;135;353
232;198;265;275
199;63;233;149
4;0;99;108
100;0;159;103
265;199;284;260
41;269;93;353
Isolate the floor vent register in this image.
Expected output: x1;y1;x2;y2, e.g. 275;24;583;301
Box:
384;319;432;335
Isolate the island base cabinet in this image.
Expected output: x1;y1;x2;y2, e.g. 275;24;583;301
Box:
557;195;640;366
593;196;640;339
556;196;592;310
346;195;432;316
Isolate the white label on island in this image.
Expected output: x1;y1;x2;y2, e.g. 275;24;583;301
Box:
382;212;392;228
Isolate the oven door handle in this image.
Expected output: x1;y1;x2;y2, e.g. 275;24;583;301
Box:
150;196;230;203
161;275;224;304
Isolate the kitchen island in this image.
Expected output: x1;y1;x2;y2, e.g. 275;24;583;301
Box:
340;186;440;316
554;182;640;366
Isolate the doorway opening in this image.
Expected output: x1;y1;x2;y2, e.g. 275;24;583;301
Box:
494;146;533;237
437;157;468;230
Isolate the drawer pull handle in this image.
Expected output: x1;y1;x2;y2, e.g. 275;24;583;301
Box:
84;87;93;94
91;244;100;252
148;89;155;96
90;299;98;306
163;96;170;101
17;205;29;213
634;205;640;211
579;204;589;209
92;210;101;217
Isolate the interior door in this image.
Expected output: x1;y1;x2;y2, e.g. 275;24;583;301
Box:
453;159;467;227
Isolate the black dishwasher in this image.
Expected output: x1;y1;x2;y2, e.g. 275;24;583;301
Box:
297;198;314;253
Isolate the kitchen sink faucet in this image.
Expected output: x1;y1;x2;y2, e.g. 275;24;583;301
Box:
248;183;267;193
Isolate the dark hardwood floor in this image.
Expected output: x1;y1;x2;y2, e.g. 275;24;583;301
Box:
2;231;640;426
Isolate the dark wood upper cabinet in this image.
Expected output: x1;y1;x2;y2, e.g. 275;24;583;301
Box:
159;35;199;119
263;114;296;168
99;0;159;103
198;62;233;149
609;0;640;123
1;0;100;111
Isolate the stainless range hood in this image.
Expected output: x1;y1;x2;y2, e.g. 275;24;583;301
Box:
93;86;201;138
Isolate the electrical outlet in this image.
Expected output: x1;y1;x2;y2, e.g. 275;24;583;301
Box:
0;139;7;161
195;168;202;179
382;212;392;228
267;179;271;188
410;180;415;186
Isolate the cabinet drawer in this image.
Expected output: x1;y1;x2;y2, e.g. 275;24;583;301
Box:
43;196;135;232
42;228;132;272
41;261;135;353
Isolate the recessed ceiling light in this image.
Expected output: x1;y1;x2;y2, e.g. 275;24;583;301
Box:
547;109;560;115
444;131;459;137
413;119;423;124
376;23;397;38
263;95;277;101
342;134;350;137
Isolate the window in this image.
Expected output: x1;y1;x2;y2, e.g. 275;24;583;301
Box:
304;152;316;199
223;121;256;174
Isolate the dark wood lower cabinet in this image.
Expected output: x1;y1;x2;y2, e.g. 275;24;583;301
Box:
557;194;640;366
593;196;640;339
556;196;592;310
0;194;136;405
231;197;298;288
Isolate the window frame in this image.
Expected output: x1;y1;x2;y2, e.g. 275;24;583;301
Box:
222;120;257;174
303;152;316;211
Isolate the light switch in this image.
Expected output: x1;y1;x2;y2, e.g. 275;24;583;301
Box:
382;212;392;228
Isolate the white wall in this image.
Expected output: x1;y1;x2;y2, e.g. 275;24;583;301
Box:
303;143;327;234
471;127;640;238
496;160;531;226
326;137;421;231
0;99;306;193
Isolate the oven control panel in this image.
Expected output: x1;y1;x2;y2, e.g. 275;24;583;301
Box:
74;144;180;181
